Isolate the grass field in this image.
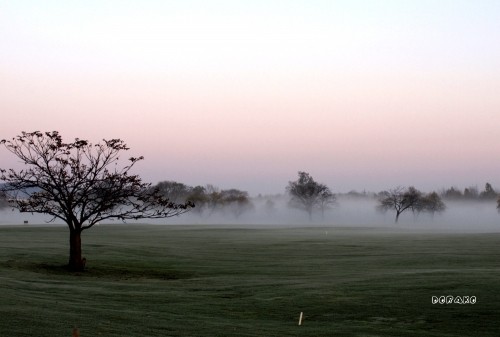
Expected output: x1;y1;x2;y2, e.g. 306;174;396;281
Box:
0;224;499;336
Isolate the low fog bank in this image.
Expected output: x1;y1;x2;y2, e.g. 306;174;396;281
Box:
160;197;500;232
3;196;498;232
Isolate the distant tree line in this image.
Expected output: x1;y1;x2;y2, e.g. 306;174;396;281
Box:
153;172;338;221
153;181;253;218
440;183;498;201
96;176;500;222
3;158;500;224
4;169;500;222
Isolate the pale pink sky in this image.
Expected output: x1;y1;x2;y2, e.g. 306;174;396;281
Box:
1;1;500;195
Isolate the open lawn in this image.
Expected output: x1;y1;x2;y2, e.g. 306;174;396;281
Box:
0;224;499;336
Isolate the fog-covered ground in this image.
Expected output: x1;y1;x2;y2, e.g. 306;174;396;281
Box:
1;196;499;233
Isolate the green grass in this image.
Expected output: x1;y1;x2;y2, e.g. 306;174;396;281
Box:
1;224;499;336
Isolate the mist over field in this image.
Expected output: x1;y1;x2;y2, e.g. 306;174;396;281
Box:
2;196;498;233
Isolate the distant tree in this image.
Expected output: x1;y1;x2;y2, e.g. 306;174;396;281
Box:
186;185;209;215
497;196;500;212
318;188;336;219
205;184;224;214
441;187;463;200
220;188;254;218
264;198;276;215
0;131;194;271
154;180;191;203
377;186;422;223
345;190;369;198
286;171;335;220
415;192;446;217
480;183;497;200
463;186;479;200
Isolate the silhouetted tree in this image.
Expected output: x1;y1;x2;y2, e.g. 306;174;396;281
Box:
441;187;463;200
0;131;194;271
205;184;223;214
345;190;370;199
154;180;191;203
480;183;497;200
286;171;335;220
186;185;209;215
497;196;500;212
462;186;478;200
220;188;254;218
378;186;422;223
318;188;336;219
415;192;446;217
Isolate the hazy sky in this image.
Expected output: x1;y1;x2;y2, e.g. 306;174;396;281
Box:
1;1;500;195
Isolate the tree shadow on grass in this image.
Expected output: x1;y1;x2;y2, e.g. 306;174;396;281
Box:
1;259;194;280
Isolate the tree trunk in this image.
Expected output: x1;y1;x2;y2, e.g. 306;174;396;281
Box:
68;229;85;271
395;211;400;223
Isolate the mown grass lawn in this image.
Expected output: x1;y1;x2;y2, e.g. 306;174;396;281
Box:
0;224;499;336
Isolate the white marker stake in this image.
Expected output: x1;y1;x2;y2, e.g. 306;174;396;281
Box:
298;312;303;326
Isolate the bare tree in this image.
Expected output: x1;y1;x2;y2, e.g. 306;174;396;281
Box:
286;171;335;220
377;186;422;223
0;131;194;271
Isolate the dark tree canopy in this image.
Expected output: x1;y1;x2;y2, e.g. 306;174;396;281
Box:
286;171;335;220
480;183;497;200
0;131;193;271
185;185;210;215
154;182;254;218
414;192;446;217
154;180;192;204
441;184;496;202
441;186;463;200
463;186;479;200
219;188;254;218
